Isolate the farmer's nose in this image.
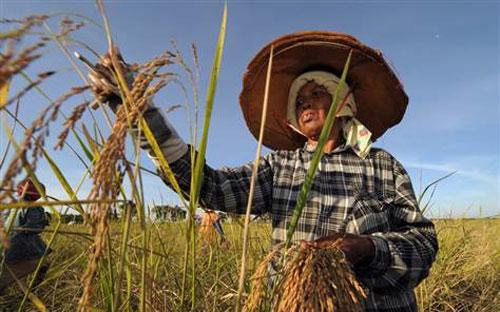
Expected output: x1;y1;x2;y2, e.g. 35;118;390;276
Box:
301;101;312;110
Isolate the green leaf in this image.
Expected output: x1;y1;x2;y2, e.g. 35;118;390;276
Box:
41;148;85;215
191;2;227;206
0;79;10;108
285;50;353;247
139;118;188;209
418;171;456;214
72;125;95;163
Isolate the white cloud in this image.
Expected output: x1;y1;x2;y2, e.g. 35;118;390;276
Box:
403;73;499;133
404;160;497;185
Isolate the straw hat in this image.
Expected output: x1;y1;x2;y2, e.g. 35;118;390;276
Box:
239;31;408;151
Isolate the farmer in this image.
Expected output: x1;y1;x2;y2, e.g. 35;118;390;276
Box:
0;179;50;292
89;31;438;311
199;209;226;245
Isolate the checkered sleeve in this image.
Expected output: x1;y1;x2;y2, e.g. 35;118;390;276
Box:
132;103;189;164
160;148;274;215
135;103;273;215
358;158;438;293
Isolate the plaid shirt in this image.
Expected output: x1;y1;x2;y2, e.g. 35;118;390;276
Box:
136;102;437;311
159;142;438;312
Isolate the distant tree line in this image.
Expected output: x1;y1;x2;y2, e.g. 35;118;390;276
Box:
47;204;270;224
153;205;186;221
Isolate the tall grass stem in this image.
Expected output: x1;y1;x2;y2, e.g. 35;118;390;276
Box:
234;44;274;312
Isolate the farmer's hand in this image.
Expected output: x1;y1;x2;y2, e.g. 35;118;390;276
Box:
86;48;188;163
309;233;375;266
87;48;133;111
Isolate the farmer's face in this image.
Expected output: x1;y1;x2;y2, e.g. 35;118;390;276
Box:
295;82;332;140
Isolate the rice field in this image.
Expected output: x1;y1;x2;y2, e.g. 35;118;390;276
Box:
1;3;499;312
0;219;498;311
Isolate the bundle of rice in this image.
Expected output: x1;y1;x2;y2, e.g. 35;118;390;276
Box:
244;240;366;312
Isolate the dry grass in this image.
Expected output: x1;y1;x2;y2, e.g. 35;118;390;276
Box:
244;240;365;312
0;219;497;311
273;243;364;312
417;218;500;312
0;9;498;312
80;51;173;309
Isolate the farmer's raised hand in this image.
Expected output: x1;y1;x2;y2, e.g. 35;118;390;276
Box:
309;232;375;266
85;48;188;164
86;48;133;111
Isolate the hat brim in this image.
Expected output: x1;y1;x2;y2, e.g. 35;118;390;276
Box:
239;31;409;151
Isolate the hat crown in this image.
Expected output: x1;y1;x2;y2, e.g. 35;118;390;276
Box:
240;31;408;151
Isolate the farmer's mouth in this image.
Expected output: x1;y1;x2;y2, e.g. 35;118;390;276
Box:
301;111;316;123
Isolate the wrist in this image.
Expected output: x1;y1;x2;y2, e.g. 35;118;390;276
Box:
365;235;391;273
354;235;375;267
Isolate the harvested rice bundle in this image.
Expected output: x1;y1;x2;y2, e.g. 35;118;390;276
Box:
244;239;365;312
78;48;174;310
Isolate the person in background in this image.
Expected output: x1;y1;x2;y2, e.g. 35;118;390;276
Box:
199;209;226;246
0;179;50;293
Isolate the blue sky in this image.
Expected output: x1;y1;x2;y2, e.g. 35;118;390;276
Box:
1;1;498;217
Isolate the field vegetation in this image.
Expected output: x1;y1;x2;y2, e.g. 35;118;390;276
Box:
0;219;498;311
0;2;498;312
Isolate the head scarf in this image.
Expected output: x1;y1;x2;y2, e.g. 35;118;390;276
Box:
287;71;372;158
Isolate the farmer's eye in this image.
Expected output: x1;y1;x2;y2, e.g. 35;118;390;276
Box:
313;89;327;97
296;98;304;108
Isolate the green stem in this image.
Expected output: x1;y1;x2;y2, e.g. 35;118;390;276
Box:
235;44;274;312
106;229;116;312
285;50;353;248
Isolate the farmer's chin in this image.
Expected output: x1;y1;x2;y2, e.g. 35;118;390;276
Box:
304;129;322;142
299;124;320;140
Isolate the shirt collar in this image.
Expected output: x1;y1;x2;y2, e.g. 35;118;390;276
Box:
303;140;351;155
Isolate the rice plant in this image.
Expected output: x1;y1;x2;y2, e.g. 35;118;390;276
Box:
0;2;498;312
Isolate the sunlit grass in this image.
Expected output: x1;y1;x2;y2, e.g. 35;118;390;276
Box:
0;3;498;312
0;219;497;311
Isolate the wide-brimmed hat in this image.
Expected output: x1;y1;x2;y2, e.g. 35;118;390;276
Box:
239;31;408;151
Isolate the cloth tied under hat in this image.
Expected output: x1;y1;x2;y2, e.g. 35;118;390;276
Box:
287;71;372;159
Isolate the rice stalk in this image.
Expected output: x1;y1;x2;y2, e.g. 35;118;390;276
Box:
243;243;284;312
244;240;365;312
55;102;89;150
235;44;274;312
0;15;48;92
417;171;456;214
77;4;177;308
41;19;114;130
0;82;89;206
78;55;170;306
179;4;227;311
111;123;146;310
169;40;200;150
285;50;353;248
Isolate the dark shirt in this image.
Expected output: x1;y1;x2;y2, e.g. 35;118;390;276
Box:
160;145;438;312
4;207;48;263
